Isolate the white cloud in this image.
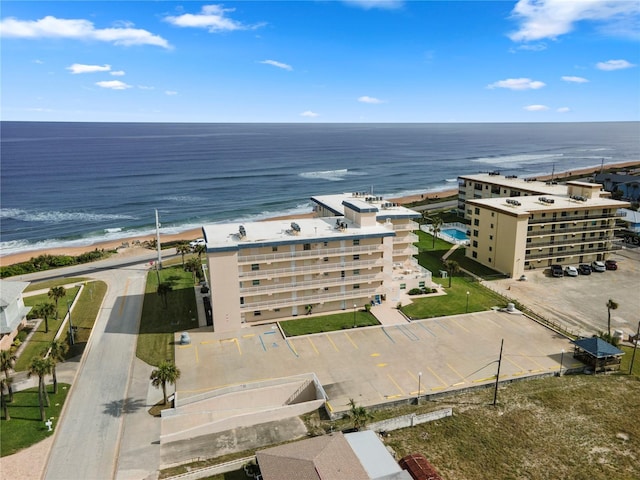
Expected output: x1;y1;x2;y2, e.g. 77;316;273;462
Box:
33;59;44;64
300;111;319;118
557;107;570;113
138;85;155;90
165;90;178;95
524;104;549;111
0;15;171;48
260;60;292;71
358;96;385;104
96;80;132;90
509;0;640;42
561;76;588;83
67;63;111;74
512;43;547;52
343;0;404;10
165;4;264;33
110;70;125;76
596;59;635;71
487;78;546;90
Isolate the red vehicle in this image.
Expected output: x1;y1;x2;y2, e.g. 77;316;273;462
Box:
605;260;618;270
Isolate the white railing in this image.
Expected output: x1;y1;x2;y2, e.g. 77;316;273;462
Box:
239;258;384;278
238;244;383;264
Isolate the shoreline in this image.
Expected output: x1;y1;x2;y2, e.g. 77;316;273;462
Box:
1;160;637;267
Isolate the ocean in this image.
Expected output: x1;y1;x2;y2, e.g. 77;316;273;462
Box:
1;121;638;256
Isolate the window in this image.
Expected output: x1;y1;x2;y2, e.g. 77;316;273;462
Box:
354;269;360;275
254;311;261;317
324;287;329;291
240;297;244;305
353;284;360;289
341;271;345;278
419;281;425;288
323;241;329;247
353;254;360;261
272;246;278;252
491;212;495;217
473;230;479;237
472;251;478;258
472;240;478;248
488;257;492;262
473;219;480;226
324;257;329;262
353;239;360;246
303;243;311;251
474;207;480;215
489;246;492;252
561;211;567;217
252;279;260;286
400;283;406;290
526;238;531;243
251;264;259;271
490;223;494;229
490;235;494;240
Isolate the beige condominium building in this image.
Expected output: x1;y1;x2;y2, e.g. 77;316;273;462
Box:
465;181;629;279
202;193;429;332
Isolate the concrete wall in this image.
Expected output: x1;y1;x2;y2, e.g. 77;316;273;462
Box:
367;408;452;433
208;250;241;332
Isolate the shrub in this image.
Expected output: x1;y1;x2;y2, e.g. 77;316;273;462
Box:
408;288;423;296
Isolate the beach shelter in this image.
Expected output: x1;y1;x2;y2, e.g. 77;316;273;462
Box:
571;337;624;373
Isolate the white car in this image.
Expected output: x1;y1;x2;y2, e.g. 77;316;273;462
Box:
189;238;206;248
564;266;578;277
591;260;606;272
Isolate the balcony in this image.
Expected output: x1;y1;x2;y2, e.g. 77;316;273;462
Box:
525;244;617;261
526;235;613;249
393;232;419;243
392;221;419;231
528;213;620;225
239;258;384;278
240;287;381;310
238;244;383;264
393;245;419;256
240;272;383;295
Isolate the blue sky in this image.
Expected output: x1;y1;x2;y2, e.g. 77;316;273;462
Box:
1;0;638;122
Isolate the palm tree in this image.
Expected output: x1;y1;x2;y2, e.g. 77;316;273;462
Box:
193;244;206;259
47;339;69;394
348;398;373;430
0;349;16;403
1;377;11;420
606;299;619;336
430;216;444;249
150;361;181;405
48;286;67;319
176;243;192;267
157;282;172;309
28;356;54;421
185;257;203;282
443;259;460;288
33;302;56;334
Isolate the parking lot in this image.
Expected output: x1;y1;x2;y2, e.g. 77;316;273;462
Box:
175;309;577;414
490;245;640;338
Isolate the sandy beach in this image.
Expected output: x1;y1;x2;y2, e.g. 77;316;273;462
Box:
2;160;637;267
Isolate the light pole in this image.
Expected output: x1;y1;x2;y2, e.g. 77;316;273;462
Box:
353;304;357;328
466;291;470;313
67;301;75;346
559;349;565;376
417;372;422;402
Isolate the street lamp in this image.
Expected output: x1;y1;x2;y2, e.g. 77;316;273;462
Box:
353;304;357;328
559;349;565;376
466;291;470;313
417;372;422;402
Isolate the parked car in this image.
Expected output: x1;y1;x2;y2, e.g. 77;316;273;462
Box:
578;264;592;275
564;266;578;277
190;238;206;248
605;259;618;270
551;264;564;277
592;260;606;272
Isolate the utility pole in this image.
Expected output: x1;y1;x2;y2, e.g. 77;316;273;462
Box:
493;339;504;406
155;209;162;284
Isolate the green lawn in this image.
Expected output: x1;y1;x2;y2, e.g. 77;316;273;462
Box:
280;310;380;336
0;383;71;457
23;277;88;293
136;265;199;366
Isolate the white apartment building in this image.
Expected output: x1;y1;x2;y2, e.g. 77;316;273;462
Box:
202;195;430;332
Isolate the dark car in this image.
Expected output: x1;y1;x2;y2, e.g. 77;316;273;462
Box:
578;264;592;275
551;264;563;277
605;260;618;270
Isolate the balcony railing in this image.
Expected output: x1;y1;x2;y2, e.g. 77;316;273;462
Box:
393;245;419;256
525;244;617;260
526;236;613;249
240;287;381;310
528;213;620;225
239;258;384;278
238;244;383;264
240;272;382;295
393;232;419;243
392;221;419;231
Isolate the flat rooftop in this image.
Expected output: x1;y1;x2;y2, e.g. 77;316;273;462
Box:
202;216;394;250
458;173;569;196
311;193;419;219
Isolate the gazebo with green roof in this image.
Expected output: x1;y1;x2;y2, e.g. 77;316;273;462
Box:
571;337;625;373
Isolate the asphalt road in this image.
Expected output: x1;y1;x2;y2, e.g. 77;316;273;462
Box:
42;261;149;480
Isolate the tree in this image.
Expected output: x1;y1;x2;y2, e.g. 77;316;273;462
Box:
606;299;619;336
443;259;460;288
1;377;11;420
150;361;181;405
176;243;192;268
348;398;373;430
47;339;69;394
185;257;203;282
430;216;444;249
28;356;54;421
157;282;172;309
193;244;206;259
33;302;56;334
0;349;16;403
48;286;67;319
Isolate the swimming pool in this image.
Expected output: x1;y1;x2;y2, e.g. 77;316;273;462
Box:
442;228;469;241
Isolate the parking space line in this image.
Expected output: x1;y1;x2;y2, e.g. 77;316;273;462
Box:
370;353;380;357
326;334;339;352
504;355;525;374
387;374;405;397
451;319;470;333
343;332;358;349
377;363;388;367
447;363;467;384
220;338;242;355
381;327;396;343
307;337;319;355
242;334;255;338
396;325;419;341
473;375;496;383
415;322;436;337
259;335;267;351
427;367;448;390
435;320;453;334
286;339;299;357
